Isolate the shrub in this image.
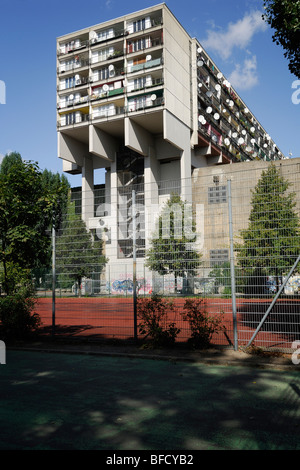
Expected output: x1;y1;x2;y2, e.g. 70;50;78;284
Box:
137;295;181;347
181;298;224;349
0;292;41;340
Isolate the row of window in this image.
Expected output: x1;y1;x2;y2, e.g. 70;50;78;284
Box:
59;56;162;90
59;16;157;55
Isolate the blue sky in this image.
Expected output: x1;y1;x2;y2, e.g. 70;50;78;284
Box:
0;0;299;187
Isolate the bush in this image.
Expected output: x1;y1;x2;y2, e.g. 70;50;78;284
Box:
181;298;224;349
0;293;41;340
137;295;181;347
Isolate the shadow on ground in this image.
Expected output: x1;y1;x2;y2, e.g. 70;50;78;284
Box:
0;347;299;450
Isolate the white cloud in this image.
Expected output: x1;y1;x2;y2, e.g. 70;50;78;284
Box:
228;55;259;90
201;11;267;60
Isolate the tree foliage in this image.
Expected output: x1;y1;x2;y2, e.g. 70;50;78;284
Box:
145;194;201;292
263;0;300;78
56;201;108;296
235;163;300;292
0;153;70;294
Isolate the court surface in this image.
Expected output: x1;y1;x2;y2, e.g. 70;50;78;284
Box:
0;349;300;451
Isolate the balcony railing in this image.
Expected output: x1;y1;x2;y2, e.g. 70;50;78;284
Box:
58;59;90;74
58;112;90;127
92;106;125;120
58;40;89;56
90;87;125;102
129;57;162;73
57;95;89;109
127;96;164;112
90;29;128;46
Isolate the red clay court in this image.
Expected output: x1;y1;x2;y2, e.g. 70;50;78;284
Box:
34;296;300;350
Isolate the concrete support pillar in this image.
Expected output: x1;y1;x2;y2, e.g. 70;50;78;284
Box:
82;156;94;224
163;110;192;202
89;125;117;161
144;146;159;251
125;117;154;156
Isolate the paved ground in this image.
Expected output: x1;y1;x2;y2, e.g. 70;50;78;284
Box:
0;340;299;451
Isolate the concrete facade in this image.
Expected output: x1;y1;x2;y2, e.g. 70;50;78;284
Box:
56;3;286;274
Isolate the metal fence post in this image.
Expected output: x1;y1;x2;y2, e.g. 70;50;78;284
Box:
52;225;56;336
247;254;300;348
227;179;238;351
132;189;138;341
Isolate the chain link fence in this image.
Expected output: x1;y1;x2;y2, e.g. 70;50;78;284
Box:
33;160;300;351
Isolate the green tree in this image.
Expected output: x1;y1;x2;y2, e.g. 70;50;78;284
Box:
209;261;232;295
0;156;64;294
263;0;300;78
235;163;300;293
56;201;108;296
40;169;70;231
0;151;22;174
146;194;201;293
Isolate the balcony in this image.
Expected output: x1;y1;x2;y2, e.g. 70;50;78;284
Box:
126;14;163;35
57;93;89;110
127;93;164;113
58;57;89;75
90;85;125;103
58;111;89;127
92;102;125;120
128;57;163;73
126;34;163;55
90;24;127;46
58;38;89;56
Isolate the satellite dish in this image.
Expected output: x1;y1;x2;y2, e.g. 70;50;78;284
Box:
197;60;204;67
103;84;109;92
238;137;244;145
108;64;114;71
250;127;255;133
215;84;221;92
251;138;256;144
151;94;157;101
206;106;212;114
223;80;230;88
197;47;203;53
214;113;220;120
90;31;97;39
217;72;223;79
198;82;203;88
264;143;268;148
232;132;238;138
244;108;249;114
69;94;74;100
229;100;234;107
224;138;230;146
146;55;152;61
242;130;246;135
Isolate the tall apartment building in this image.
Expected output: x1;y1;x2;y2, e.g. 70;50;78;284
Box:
56;3;284;274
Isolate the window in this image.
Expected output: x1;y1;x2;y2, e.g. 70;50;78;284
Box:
97;28;114;42
92;47;114;64
127;36;151;53
210;249;229;267
65;113;76;125
208;185;227;204
133;18;146;32
65;76;76;89
134;76;147;90
93;104;116;118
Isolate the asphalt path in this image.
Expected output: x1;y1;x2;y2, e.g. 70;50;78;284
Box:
0;349;299;451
